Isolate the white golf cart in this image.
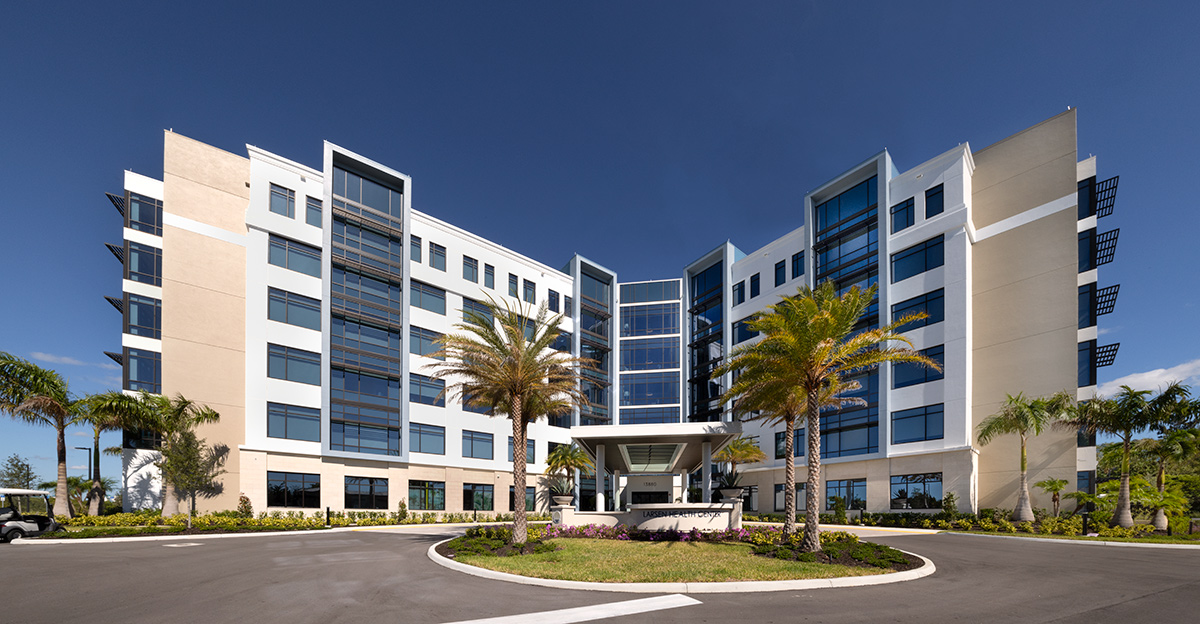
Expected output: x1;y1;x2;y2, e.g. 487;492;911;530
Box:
0;488;62;542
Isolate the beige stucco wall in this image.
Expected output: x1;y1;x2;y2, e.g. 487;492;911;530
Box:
161;131;249;513
970;110;1080;512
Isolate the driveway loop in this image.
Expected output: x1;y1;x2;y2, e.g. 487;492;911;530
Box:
426;538;936;594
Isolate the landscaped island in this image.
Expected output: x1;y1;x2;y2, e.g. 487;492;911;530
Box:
437;524;922;583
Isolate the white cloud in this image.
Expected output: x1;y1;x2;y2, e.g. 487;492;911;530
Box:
1097;326;1118;336
31;352;87;366
1096;358;1200;398
98;362;121;371
69;465;86;471
71;431;90;437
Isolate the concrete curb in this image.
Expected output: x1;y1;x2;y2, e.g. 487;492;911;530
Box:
426;538;936;593
13;521;542;545
939;530;1200;550
743;521;941;535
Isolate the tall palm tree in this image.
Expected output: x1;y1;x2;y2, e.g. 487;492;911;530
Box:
79;402;134;515
89;391;220;516
1033;477;1068;517
977;391;1073;522
0;352;90;517
1061;386;1156;527
428;297;588;544
1135;429;1199;530
715;282;938;552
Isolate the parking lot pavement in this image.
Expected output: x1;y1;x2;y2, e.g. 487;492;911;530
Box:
5;528;1198;624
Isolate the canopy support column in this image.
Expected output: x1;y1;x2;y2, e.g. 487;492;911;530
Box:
701;440;712;503
596;443;606;511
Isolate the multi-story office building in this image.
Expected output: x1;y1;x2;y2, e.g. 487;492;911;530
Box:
106;109;1116;516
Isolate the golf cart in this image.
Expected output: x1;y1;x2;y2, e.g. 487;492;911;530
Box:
0;488;62;542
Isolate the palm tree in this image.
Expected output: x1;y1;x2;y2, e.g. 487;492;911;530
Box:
1061;386;1157;527
428;297;588;544
714;282;939;552
0;352;90;517
1135;429;1199;530
546;443;593;479
89;391;220;516
1033;477;1068;517
713;435;768;477
977;392;1073;522
79;403;134;515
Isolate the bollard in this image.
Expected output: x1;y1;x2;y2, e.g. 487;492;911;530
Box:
1081;512;1089;536
326;506;330;527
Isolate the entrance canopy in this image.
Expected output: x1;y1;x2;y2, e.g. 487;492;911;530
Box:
570;422;742;475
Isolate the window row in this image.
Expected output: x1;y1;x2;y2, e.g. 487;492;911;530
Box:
889;184;944;235
265;472;542;512
269;183;322;228
769;402;944;456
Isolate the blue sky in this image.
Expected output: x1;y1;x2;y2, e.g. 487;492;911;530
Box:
2;2;1198;486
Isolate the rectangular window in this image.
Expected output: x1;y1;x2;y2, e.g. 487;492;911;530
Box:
509;274;519;297
462;256;478;282
411;281;446;315
509;486;536;512
331;316;402;376
774;429;805;459
892;345;944;388
1079;340;1097;387
463;483;494;511
774;260;786;287
891;404;944;444
732;317;760;345
268;288;321;331
409;480;446;510
618;407;680;424
749;274;760;298
331;268;402;326
462;297;495;325
410;422;446;455
732;281;745;306
410;235;422;262
825;478;866;510
462;430;493;459
330;421;400;456
620;337;679;371
330;368;401;410
1079;284;1097;329
548;290;560;313
410;373;445;407
126;192;163;236
267;471;320;508
484;264;495;289
523;279;536;303
268;235;321;278
409;326;444;359
1078;177;1097;220
126;242;163;286
891;235;944;283
430;243;446;271
925;185;944;218
269;184;295;218
1077;425;1097;448
891;289;945;333
619;371;680;406
774;483;806;512
619;281;680;304
792;251;804;279
564;296;573;316
125;348;161;394
620;303;679;337
306;197;322;227
1079;229;1096;272
267;402;321;442
267;344;321;385
125;294;161;339
507;437;536;463
890;197;914;234
345;476;388;510
333;166;404;222
891;473;942;509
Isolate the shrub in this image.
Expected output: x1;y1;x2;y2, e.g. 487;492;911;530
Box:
942;492;959;519
1017;521;1035;534
237;494;253;518
996;519;1017;533
832;496;848;525
953;518;973;531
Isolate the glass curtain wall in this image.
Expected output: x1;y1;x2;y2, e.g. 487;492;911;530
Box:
579;270;613;426
688;262;724;422
329;165;406;455
618;280;683;424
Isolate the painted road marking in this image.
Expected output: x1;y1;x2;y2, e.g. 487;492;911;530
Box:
440;594;702;624
163;542;202;548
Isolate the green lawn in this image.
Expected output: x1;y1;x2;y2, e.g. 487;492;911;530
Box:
962;531;1200;545
454;538;883;582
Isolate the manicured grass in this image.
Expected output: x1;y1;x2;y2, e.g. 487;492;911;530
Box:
455;538;883;582
962;531;1200;545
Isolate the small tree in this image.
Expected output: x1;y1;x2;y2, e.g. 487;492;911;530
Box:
713;435;768;478
0;454;38;489
1135;429;1199;530
1033;478;1068;517
157;430;228;528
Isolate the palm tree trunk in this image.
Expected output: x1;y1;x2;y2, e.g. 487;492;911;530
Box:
1152;462;1168;531
54;424;72;517
510;397;527;545
88;428;103;516
1012;433;1034;522
1113;437;1134;528
782;414;796;537
801;391;823;553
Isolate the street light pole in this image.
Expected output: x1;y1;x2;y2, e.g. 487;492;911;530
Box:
75;446;92;481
